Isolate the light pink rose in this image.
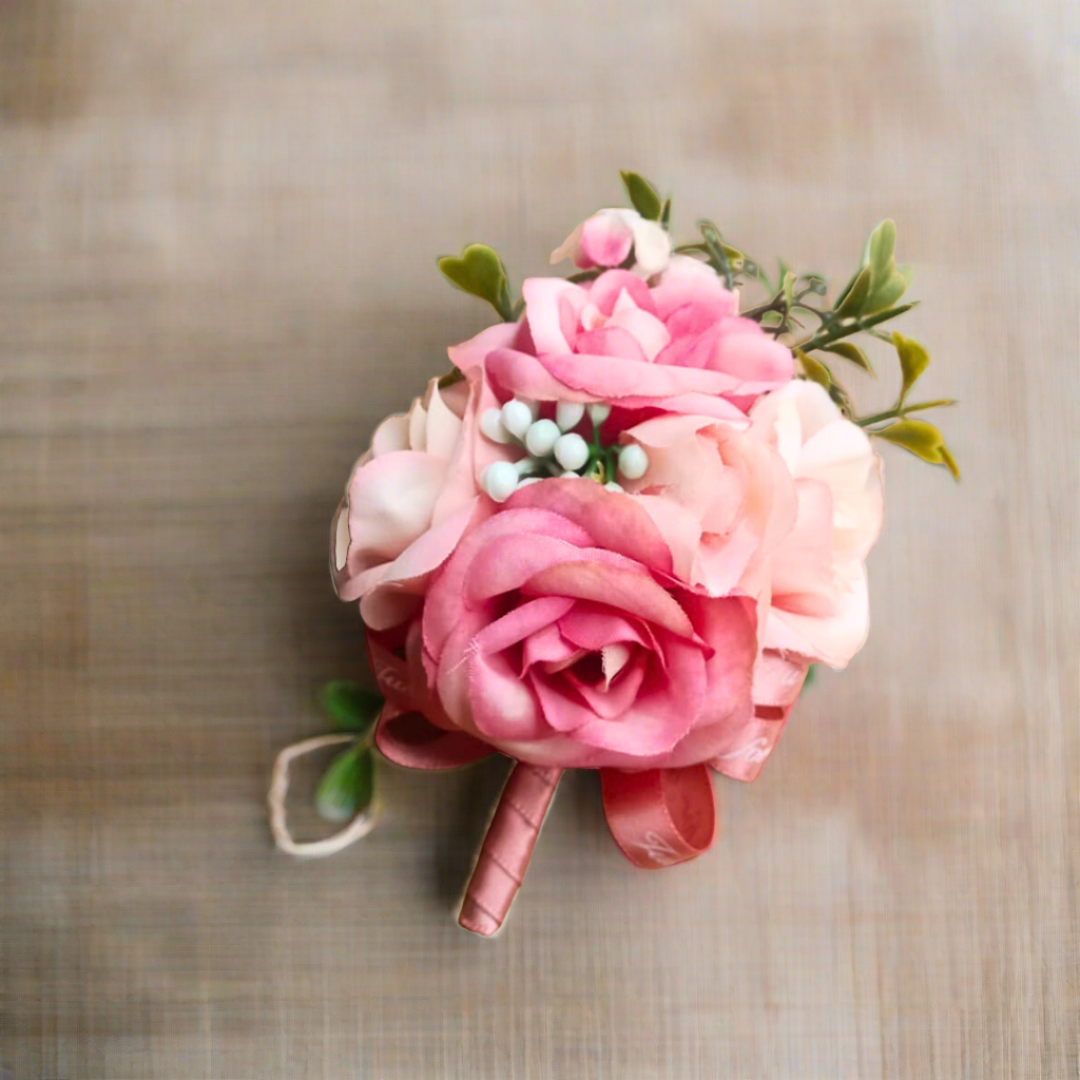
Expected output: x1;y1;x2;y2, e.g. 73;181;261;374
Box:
750;381;885;667
450;260;793;422
330;373;505;631
420;479;760;770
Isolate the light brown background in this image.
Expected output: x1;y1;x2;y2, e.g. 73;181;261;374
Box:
1;1;1077;1077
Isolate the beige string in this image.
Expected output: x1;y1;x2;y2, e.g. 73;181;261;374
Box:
268;734;377;858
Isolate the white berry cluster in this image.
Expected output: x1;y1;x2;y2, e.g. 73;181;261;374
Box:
480;399;650;503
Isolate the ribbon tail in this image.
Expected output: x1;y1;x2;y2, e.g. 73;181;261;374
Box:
374;705;495;770
600;764;717;869
458;762;562;937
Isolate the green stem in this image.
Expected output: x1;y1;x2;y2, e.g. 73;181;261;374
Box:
796;303;914;353
857;399;957;428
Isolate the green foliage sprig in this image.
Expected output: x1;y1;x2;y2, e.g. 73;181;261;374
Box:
676;208;959;479
435;169;959;480
313;681;383;823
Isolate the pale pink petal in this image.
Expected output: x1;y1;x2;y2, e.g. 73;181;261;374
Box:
711;318;795;384
650;255;738;322
370;412;411;457
627;217;672;276
763;559;870;667
421;379;466;461
632;494;704;585
347;499;478;611
769;478;836;604
447;321;522;375
586;269;658;317
573;326;649;363
580;211;635;267
359;588;423;631
406;397;428;451
335;451;446;600
549;221;585;267
752;650;810;708
522;278;589;356
605;289;672;360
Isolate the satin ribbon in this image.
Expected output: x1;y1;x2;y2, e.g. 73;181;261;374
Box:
600;764;717;869
367;632;494;770
458;762;562;937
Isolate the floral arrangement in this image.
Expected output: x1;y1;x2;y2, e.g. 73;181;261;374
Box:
270;171;957;936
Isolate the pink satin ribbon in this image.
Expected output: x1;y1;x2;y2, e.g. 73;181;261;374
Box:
600;764;717;868
458;762;563;936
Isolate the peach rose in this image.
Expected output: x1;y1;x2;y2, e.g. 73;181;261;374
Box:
750;381;885;667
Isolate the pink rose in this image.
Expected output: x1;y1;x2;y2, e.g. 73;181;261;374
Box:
751;381;885;667
331;374;503;630
420;479;760;770
450;259;794;423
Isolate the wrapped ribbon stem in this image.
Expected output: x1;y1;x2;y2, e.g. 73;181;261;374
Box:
458;761;562;937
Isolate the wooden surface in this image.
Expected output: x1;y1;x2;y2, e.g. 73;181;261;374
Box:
1;2;1077;1077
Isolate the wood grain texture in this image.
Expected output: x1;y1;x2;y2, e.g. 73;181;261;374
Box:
1;1;1077;1076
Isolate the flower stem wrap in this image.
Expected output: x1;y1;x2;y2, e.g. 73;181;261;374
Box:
458;762;563;937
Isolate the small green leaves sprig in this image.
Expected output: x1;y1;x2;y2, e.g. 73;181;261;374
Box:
677;207;958;479
435;169;958;479
313;681;383;823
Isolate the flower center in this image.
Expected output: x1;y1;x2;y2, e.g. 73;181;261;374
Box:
479;398;650;502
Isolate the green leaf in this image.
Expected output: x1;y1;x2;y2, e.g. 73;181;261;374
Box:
873;419;960;479
698;221;735;289
437;244;513;321
659;197;672;229
833;268;860;309
892;331;930;405
315;744;375;823
860;219;910;315
835;265;872;319
823;341;874;375
904;398;957;413
939;445;961;481
722;243;747;269
865;218;896;283
782;271;796;310
802;664;817;690
320;680;382;734
795;349;833;389
620;170;663;220
828;380;855;417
